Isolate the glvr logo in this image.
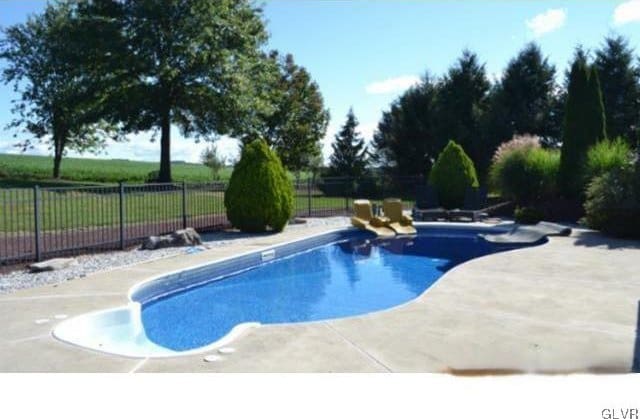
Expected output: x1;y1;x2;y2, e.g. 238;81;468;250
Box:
602;409;639;419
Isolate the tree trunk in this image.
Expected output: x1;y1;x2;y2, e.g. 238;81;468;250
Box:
52;127;65;179
158;110;172;183
53;149;63;179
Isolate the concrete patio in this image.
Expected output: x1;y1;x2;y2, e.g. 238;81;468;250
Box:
0;223;639;373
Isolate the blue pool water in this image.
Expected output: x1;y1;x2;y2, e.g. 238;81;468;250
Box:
141;232;529;351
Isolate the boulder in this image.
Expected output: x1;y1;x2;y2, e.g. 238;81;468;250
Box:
141;228;202;250
28;257;77;273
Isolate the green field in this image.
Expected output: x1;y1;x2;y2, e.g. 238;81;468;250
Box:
0;153;314;186
0;153;220;184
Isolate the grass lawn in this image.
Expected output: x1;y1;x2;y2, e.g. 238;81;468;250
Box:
0;186;368;232
0;154;414;233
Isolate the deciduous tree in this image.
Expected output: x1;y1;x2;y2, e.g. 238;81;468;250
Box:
85;0;274;182
241;51;329;176
0;0;123;178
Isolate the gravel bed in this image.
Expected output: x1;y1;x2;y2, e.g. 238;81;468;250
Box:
0;217;350;295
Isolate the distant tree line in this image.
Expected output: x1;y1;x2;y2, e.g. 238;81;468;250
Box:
0;0;329;182
328;36;640;185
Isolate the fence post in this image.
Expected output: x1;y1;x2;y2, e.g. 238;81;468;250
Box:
33;185;41;261
119;182;125;250
182;181;187;229
307;178;312;217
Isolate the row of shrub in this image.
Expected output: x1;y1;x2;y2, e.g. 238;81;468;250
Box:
226;137;482;232
225;137;479;233
225;136;637;238
488;134;638;236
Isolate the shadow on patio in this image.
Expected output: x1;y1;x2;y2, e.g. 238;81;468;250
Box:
571;230;640;250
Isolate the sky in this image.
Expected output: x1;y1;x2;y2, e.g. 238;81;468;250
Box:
1;0;640;165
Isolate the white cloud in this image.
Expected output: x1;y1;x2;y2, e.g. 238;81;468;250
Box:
526;8;567;38
365;75;420;95
0;134;53;156
614;0;640;26
94;130;241;164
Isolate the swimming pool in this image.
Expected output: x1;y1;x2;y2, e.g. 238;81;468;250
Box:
54;225;545;357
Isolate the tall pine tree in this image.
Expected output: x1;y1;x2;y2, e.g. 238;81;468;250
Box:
372;76;440;177
558;58;607;198
594;35;640;143
328;109;368;178
586;66;607;146
483;43;558;152
435;50;491;180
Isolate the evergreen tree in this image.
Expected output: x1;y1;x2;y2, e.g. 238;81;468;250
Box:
372;76;440;176
549;45;592;149
594;35;640;143
483;43;558;153
558;58;607;198
328;109;368;178
435;50;491;180
586;66;607;145
428;140;479;208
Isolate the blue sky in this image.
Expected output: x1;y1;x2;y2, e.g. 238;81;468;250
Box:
1;0;640;164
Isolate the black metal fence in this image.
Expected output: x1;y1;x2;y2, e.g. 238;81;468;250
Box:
0;176;422;266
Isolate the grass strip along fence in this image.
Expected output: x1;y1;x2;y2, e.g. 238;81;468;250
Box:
0;176;421;266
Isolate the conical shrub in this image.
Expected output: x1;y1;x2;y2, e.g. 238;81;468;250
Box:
428;140;479;208
225;139;294;232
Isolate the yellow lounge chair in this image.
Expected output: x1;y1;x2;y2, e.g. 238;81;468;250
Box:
351;200;395;237
382;198;417;235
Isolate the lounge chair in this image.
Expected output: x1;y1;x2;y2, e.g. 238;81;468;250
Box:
351;199;395;237
381;198;417;235
480;221;571;244
448;187;489;222
412;185;449;221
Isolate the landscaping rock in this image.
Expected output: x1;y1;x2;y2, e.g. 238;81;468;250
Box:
28;258;77;273
141;228;202;250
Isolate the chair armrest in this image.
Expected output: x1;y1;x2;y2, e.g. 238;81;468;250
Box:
370;216;390;227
